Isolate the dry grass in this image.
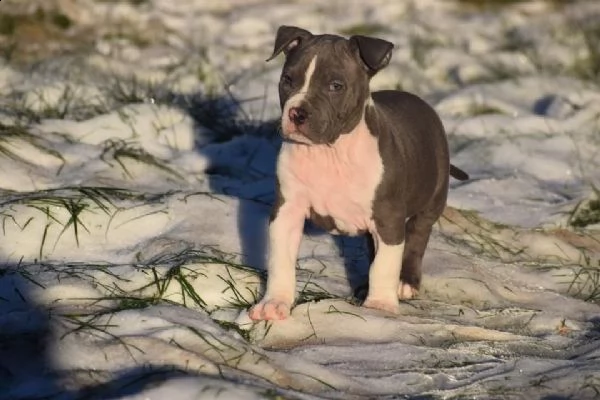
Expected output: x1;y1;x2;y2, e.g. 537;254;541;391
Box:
0;0;169;64
452;0;574;10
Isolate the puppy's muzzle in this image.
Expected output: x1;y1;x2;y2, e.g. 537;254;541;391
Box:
289;107;308;126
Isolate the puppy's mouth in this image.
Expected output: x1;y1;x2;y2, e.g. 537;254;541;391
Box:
281;118;335;145
280;124;315;145
281;132;313;145
283;136;312;145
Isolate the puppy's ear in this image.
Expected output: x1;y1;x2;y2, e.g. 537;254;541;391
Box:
350;35;394;76
266;26;313;62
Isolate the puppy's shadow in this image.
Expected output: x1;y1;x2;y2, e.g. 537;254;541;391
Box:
304;223;371;298
176;90;370;299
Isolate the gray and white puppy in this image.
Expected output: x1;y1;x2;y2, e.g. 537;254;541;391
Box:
249;26;468;320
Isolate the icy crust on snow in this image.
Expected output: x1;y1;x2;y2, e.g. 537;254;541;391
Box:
1;0;600;399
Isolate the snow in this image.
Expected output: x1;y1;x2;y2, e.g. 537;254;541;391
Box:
1;0;600;399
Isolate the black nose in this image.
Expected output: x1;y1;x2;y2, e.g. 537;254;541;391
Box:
289;107;308;125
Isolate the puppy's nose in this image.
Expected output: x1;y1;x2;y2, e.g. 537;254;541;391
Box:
289;107;308;126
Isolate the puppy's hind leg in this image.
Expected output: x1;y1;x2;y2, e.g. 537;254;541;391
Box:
399;206;443;299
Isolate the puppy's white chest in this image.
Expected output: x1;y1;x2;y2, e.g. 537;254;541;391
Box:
277;127;383;235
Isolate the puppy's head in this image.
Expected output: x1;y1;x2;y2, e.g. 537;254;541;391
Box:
268;26;394;145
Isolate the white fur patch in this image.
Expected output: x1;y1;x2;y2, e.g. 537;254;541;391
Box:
398;281;418;299
281;56;317;135
277;115;383;236
364;240;404;312
249;196;308;320
264;202;306;302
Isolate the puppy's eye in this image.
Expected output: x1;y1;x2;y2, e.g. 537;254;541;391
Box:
329;80;345;92
281;74;293;87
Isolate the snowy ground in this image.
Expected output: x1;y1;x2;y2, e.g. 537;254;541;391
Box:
1;0;600;399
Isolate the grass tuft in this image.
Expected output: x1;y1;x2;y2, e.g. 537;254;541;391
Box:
0;122;65;166
568;187;600;228
213;320;252;342
467;104;506;116
107;75;162;106
563;253;600;303
94;0;150;5
569;21;600;82
217;270;258;310
409;34;440;68
295;274;341;306
100;139;184;181
0;186;172;259
453;0;571;10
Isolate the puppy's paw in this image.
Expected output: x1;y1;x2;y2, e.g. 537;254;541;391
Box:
398;282;418;300
248;299;291;321
363;297;400;314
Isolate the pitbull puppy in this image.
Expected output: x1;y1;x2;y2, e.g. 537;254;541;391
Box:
249;26;468;321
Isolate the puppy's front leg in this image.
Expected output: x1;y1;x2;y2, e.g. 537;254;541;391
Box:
249;197;306;321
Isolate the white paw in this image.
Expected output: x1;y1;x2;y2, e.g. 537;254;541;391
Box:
363;297;400;314
248;299;292;321
398;282;418;299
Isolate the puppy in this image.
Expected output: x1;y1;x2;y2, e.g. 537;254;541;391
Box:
249;26;468;320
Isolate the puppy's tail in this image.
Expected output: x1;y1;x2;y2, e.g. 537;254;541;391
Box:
450;164;469;181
